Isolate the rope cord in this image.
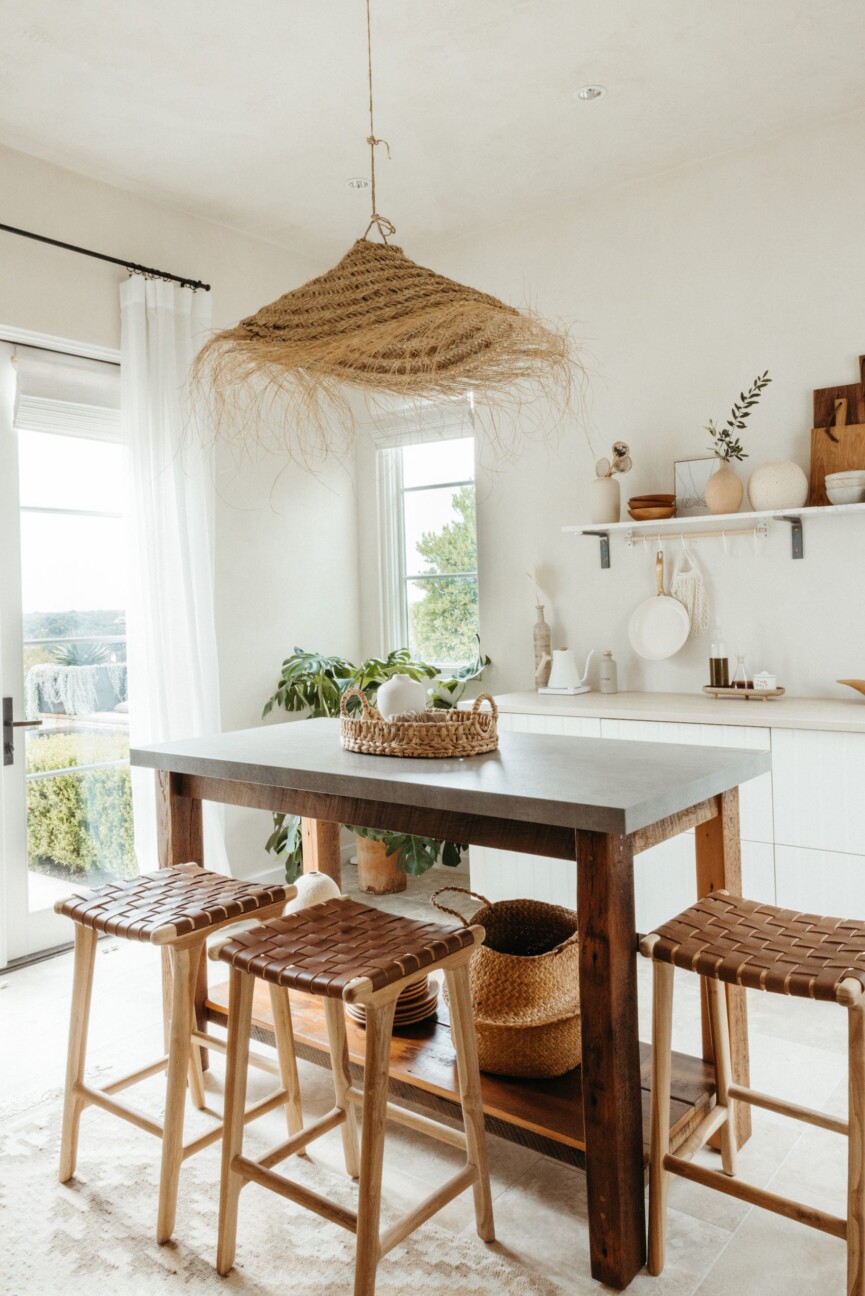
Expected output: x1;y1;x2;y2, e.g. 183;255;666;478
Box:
363;0;396;242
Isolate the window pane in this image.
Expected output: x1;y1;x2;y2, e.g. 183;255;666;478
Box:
403;485;477;578
18;429;124;511
401;437;474;489
408;576;480;668
20;512;125;615
27;757;135;884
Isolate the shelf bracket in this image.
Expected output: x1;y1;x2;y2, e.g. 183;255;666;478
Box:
777;515;804;559
582;530;610;569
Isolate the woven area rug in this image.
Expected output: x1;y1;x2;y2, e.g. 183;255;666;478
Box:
0;1092;560;1296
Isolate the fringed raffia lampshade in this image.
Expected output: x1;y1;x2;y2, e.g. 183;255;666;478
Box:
193;236;573;450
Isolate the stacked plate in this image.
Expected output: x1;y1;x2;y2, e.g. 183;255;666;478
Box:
628;493;677;521
825;470;865;505
346;974;439;1029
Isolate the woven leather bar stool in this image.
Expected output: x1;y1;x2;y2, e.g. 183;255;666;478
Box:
54;863;300;1244
641;890;865;1295
212;895;495;1296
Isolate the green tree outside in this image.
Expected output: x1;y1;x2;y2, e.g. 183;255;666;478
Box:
409;485;480;665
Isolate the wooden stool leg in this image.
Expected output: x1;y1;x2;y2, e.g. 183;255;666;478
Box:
156;944;196;1244
444;964;495;1242
324;997;360;1179
848;1005;865;1296
59;924;98;1183
648;960;674;1277
217;968;255;1276
708;976;738;1176
269;985;305;1144
187;939;207;1111
354;999;396;1296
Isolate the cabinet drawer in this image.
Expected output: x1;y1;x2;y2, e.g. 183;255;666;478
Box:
775;844;865;917
772;728;865;854
499;712;601;738
599;718;772;844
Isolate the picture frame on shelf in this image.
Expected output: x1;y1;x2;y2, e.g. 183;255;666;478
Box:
674;457;716;517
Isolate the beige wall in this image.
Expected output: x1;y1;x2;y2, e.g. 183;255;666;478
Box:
0;143;360;874
358;110;865;701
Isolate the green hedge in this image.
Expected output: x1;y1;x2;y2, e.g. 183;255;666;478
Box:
26;732;137;880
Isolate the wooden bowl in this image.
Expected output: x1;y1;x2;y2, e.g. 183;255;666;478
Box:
628;493;676;505
838;680;865;699
628;506;677;521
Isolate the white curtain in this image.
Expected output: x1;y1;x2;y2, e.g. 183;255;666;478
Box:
120;276;227;873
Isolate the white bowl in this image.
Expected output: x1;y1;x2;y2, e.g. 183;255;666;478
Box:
825;470;865;484
826;483;865;505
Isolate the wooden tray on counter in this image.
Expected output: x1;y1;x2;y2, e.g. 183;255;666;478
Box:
703;685;785;701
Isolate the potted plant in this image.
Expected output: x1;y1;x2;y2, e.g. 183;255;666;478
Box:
704;371;771;515
262;644;488;891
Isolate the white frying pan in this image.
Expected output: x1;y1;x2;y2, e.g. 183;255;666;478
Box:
628;551;690;660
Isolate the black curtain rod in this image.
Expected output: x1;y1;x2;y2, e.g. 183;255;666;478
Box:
0;222;211;292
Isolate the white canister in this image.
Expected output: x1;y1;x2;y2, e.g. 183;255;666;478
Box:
588;476;621;524
752;670;777;692
747;461;808;511
376;673;428;719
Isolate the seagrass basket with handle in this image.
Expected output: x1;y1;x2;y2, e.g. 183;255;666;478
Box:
432;886;581;1079
339;688;498;758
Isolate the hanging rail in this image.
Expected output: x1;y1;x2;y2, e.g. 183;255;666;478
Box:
0;222;210;292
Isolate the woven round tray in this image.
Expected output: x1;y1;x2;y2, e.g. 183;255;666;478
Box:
339;688;498;759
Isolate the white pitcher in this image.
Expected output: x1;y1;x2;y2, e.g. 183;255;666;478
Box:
545;649;595;693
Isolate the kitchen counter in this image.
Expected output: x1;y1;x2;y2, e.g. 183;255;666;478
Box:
491;690;865;733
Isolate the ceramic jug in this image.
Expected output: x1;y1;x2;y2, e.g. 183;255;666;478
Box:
376;673;428;719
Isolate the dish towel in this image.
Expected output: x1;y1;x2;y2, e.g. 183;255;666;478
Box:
670;550;709;638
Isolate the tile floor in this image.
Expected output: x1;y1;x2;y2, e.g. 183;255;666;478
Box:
0;864;850;1294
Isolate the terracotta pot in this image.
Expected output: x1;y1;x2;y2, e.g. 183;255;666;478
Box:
354;834;407;894
704;459;744;515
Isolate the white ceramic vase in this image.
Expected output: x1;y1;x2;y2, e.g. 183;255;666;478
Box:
704;460;744;515
285;870;341;912
588;475;620;524
747;460;809;511
376;673;428;719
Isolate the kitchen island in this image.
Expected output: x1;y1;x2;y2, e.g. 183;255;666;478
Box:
132;719;770;1290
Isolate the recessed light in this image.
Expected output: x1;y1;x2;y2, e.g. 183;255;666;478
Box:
346;177;370;190
576;85;606;102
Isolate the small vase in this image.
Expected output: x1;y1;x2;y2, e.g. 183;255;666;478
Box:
376;673;427;719
354;834;407;894
704;460;743;515
588;475;620;524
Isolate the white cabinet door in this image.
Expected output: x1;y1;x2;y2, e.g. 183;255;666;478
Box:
775;844;865;917
773;728;865;855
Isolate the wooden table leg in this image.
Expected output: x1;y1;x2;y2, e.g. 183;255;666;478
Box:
155;770;208;1066
301;817;342;886
576;829;646;1289
695;786;751;1146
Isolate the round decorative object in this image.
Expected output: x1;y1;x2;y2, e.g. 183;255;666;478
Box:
285;871;341;913
704;460;744;515
375;673;428;720
747;460;808;511
588;475;621;524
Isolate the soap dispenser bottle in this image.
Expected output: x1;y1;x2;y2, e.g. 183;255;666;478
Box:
599;650;618;695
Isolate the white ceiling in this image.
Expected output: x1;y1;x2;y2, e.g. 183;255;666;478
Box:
1;0;864;263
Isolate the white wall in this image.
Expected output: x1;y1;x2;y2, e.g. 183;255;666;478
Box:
0;143;361;874
359;110;865;700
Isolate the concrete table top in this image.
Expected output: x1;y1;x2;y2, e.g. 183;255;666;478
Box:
132;718;771;837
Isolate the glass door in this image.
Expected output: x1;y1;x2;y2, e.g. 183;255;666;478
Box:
0;343;136;966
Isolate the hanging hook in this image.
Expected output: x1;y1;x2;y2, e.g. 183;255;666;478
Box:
680;531;688;555
722;529;729;557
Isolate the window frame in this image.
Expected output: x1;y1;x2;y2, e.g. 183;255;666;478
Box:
375;402;479;667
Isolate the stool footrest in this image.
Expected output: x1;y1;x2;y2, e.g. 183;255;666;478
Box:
77;1083;163;1140
191;1029;281;1080
345;1088;469;1152
260;1106;346;1170
102;1057;169;1095
379;1165;479;1258
675;1104;729;1161
232;1155;358;1233
727;1083;849;1136
664;1154;848;1240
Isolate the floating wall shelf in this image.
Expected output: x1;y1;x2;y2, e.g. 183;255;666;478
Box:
563;501;865;568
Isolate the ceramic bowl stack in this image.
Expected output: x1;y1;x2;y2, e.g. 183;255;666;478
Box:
825;470;865;505
628;493;676;521
346;974;439;1029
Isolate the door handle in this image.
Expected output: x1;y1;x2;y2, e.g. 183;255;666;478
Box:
2;697;41;767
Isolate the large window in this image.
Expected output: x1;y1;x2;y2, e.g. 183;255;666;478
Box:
378;433;479;669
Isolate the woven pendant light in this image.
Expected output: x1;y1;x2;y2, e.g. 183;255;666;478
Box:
194;2;575;453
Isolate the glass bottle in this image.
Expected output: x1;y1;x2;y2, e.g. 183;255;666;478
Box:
731;648;751;690
709;624;730;688
599;650;618;695
533;603;552;688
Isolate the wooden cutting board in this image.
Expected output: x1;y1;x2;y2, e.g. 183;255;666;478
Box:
808;398;865;506
813;355;865;427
